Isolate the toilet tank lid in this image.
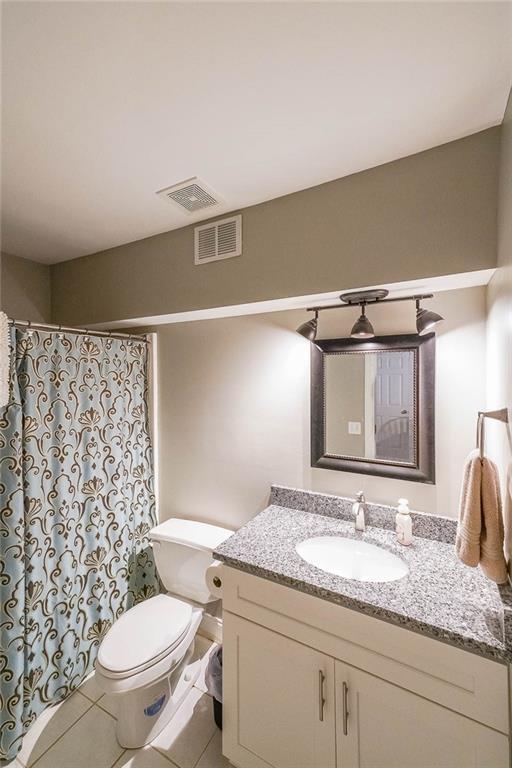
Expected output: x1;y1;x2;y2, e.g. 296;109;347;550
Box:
150;518;233;552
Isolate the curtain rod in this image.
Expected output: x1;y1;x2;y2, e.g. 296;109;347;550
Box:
8;318;149;343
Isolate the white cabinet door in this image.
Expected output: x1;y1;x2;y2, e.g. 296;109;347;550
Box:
335;661;509;768
223;612;336;768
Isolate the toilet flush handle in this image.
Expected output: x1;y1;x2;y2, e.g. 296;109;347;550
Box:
213;575;222;589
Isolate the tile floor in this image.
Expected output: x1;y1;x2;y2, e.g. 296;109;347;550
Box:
9;637;229;768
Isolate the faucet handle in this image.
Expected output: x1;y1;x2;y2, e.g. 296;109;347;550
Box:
356;491;365;503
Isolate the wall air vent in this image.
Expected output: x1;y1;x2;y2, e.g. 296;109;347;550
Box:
156;177;221;213
194;215;242;265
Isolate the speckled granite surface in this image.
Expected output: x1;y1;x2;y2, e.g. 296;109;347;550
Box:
214;504;510;663
270;485;458;544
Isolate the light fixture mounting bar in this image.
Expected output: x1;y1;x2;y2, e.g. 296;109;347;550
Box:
305;293;434;314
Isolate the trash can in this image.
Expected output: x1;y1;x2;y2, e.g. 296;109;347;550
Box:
205;645;223;729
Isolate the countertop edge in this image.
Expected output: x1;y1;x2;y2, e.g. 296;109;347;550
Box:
214;552;510;665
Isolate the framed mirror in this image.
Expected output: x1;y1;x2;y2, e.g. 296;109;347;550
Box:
311;333;435;483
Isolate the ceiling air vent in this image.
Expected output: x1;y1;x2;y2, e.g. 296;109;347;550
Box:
194;215;242;265
156;177;221;213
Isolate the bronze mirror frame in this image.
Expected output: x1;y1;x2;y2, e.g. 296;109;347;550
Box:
311;333;435;483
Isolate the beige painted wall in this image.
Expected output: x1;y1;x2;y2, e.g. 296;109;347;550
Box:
486;89;512;569
151;286;486;529
51;128;500;326
0;251;51;322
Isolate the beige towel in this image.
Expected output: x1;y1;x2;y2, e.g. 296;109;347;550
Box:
455;450;508;584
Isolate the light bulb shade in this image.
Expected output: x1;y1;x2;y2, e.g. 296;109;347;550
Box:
350;312;375;339
296;316;318;341
416;307;443;335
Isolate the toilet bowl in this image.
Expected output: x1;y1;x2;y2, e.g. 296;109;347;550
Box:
95;518;233;748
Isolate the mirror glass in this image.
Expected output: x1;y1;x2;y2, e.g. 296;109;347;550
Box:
325;350;416;464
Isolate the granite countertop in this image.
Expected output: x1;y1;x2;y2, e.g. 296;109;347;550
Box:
214;504;510;663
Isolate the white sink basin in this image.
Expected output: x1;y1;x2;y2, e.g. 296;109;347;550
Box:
296;535;408;583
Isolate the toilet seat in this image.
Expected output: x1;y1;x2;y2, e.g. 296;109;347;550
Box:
97;594;193;679
95;605;203;697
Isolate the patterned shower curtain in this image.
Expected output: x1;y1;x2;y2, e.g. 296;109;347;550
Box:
0;328;160;763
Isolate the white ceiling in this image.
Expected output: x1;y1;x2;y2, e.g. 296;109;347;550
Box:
2;2;511;265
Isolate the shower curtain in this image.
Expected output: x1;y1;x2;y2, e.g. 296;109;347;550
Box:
0;327;160;763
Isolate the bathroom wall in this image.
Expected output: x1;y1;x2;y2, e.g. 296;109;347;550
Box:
486;88;512;569
0;251;52;322
50;128;500;326
151;285;486;529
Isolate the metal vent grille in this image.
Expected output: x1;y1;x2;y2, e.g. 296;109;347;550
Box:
194;215;242;265
156;177;220;213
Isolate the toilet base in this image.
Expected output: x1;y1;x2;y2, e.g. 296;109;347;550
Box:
115;639;201;749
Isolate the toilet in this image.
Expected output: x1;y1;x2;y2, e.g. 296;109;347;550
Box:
95;518;233;749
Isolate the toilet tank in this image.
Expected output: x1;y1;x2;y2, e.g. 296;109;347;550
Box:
149;518;233;604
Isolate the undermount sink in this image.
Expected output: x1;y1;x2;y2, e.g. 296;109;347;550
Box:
295;535;408;583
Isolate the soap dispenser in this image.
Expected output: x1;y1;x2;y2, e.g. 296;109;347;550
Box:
395;498;412;546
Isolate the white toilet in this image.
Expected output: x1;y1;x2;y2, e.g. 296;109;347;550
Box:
95;518;233;749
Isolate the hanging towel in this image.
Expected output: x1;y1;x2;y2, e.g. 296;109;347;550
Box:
455;449;508;584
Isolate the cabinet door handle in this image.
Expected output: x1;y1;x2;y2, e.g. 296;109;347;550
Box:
342;681;349;735
318;670;325;721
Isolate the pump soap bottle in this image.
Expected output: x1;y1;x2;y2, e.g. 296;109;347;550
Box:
395;498;412;545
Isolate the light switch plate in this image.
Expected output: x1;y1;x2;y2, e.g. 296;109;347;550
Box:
348;421;362;435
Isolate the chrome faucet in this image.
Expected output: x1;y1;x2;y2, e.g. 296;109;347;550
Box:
353;491;366;532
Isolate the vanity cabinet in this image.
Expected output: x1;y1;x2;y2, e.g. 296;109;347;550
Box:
222;567;510;768
225;614;335;768
335;662;509;768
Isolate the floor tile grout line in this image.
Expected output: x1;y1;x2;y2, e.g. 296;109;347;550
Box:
75;673;105;705
96;700;115;718
76;688;102;705
109;748;126;768
155;752;181;768
96;701;117;722
28;697;96;768
193;728;219;768
78;689;103;705
152;744;182;766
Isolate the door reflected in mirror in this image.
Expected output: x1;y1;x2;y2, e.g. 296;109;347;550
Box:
325;350;415;464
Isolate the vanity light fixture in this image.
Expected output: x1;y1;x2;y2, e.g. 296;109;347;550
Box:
295;289;443;341
296;311;319;341
415;299;444;335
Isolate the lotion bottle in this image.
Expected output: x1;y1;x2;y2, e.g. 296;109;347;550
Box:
395;498;412;546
